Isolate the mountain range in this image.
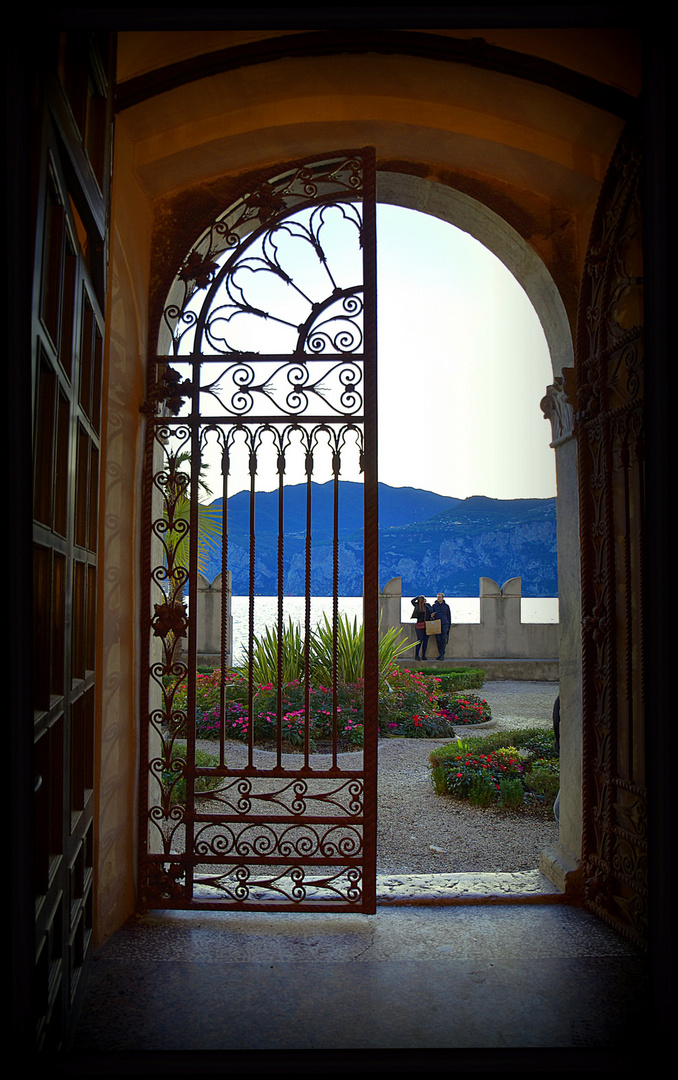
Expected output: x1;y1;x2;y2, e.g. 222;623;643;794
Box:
199;481;557;597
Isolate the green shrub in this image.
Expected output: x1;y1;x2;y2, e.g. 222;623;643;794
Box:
378;666;441;735
524;758;560;806
431;741;523;802
249;681;364;747
172;659;488;752
428;726;559;809
162;743;223;806
468;774;498;807
422;668;485;691
499;776;525;808
172;668;248;737
437;693;492;726
450;727;556;757
393;711;456;739
494;746;521;768
428;748;461;795
517;730;558;758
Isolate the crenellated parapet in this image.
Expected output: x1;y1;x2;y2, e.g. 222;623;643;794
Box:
381;575;558;674
195;570;232;666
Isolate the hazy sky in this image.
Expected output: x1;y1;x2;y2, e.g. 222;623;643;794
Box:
376;204;556;500
197;203;557;502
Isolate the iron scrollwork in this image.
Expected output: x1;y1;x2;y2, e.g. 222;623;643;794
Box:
141;150;378;912
161;161;364;358
198;355;364;419
193;865;363;906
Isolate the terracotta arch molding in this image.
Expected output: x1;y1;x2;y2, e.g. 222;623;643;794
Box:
114;30;635;118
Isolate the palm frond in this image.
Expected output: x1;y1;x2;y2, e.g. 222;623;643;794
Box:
161;449;223;588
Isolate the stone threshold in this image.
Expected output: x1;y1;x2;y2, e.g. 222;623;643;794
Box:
376;870;567;905
193;870;568;907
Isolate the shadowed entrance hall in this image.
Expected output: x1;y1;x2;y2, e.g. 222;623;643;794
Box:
13;20;667;1059
64;680;647;1062
68;902;647;1060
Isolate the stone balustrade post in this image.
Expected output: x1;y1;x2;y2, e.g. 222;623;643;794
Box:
195;570;232;668
479;575;522;648
379;576;403;637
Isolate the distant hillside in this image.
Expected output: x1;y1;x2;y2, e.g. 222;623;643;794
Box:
206;482;461;539
376;495;557;596
199;482;557;596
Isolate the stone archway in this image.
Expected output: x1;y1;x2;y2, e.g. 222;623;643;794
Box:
94;28;642;951
143;159;584;901
377;171;574;377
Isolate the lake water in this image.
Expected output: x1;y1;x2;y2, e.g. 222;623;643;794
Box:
229;595;558;664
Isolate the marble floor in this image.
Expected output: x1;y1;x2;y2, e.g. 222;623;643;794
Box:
56;873;654;1073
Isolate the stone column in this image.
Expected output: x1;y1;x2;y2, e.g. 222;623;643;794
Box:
539;373;583;893
379;576;403;637
479;576;522;654
195;570;232;668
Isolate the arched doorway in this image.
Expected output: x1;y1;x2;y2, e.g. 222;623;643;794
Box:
138;150;581;914
97;35;634;952
19;26;656;1051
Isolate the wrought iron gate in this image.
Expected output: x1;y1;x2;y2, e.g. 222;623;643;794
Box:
139;150;379;912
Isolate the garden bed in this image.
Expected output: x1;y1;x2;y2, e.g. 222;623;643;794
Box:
429;727;559;811
376;731;559;875
169;668;492;748
178;679;560;875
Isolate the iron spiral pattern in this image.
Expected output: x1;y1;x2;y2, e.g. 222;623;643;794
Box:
161;161;364;359
194;354;364;419
193;775;363;817
192;865;363;906
193;822;363;860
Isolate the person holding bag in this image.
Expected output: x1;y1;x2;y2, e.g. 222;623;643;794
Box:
431;591;452;661
411;595;433;661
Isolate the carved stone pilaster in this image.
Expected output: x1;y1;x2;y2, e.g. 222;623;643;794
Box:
576;115;647;950
541;373;575;446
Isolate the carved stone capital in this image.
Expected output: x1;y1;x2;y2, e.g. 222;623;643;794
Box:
541;373;575;445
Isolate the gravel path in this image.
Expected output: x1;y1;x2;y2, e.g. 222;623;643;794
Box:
200;681;561;876
376;680;560;875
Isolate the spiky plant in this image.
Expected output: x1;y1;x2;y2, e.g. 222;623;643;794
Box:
309;612;412;688
237;617;306;685
236;611;412;689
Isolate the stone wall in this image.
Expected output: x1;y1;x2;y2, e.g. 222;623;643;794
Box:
194;572;558;673
382;576;559;676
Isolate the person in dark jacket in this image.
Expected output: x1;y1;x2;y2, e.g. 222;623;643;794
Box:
553;694;561;822
411;595;432;660
552;695;561;756
431;591;452;660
